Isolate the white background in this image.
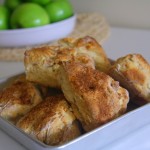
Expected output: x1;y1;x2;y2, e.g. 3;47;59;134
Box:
70;0;150;29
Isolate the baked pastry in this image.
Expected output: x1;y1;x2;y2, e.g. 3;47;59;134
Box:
24;46;95;88
59;36;111;72
17;95;81;146
0;75;44;123
24;36;109;88
58;61;129;132
109;54;150;105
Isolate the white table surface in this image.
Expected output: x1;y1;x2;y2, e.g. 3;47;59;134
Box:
0;26;150;150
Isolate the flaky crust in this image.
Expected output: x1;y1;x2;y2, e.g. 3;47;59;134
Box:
109;54;150;105
0;75;43;123
24;45;95;88
58;62;129;131
59;36;111;72
17;95;81;145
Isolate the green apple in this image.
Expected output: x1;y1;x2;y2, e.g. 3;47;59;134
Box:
45;0;74;23
0;5;9;30
26;0;52;5
10;3;50;29
4;0;23;11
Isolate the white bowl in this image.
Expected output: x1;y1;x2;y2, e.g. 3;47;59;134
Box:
0;14;76;48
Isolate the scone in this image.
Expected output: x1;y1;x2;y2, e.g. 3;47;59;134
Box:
0;75;44;123
17;95;81;146
59;36;111;72
109;54;150;105
24;46;95;88
58;61;129;132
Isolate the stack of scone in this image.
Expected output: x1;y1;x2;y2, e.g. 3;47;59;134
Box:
0;36;149;146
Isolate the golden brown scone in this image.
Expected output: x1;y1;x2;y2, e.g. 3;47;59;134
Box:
17;95;81;146
0;75;43;123
109;54;150;105
58;61;129;132
59;36;111;72
24;46;95;88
